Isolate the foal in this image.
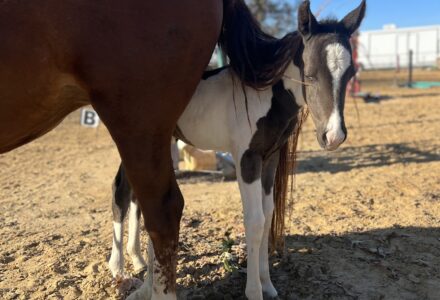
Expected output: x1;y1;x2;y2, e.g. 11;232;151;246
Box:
109;62;306;295
111;1;366;299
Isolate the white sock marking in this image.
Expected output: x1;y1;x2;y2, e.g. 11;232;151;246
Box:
234;150;265;300
127;200;147;272
259;188;277;297
126;237;176;300
109;222;124;277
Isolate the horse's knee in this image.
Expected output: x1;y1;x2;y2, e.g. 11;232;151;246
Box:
263;198;274;218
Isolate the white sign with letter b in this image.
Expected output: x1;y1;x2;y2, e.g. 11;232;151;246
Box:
80;108;100;128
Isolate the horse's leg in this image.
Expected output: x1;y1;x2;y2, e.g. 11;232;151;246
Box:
125;163;182;300
235;150;265;300
109;165;131;277
94;120;183;300
259;151;280;298
85;3;221;297
132;235;155;298
146;172;183;300
127;198;148;274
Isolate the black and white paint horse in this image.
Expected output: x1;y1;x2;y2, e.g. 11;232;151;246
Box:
110;1;366;299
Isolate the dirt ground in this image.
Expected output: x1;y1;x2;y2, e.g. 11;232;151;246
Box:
1;70;440;300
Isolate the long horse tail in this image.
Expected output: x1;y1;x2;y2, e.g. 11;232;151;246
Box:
270;108;309;252
219;0;297;89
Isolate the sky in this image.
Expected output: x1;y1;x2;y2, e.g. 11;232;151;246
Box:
307;0;440;31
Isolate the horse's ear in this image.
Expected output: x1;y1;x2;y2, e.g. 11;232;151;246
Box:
341;0;366;35
298;0;318;40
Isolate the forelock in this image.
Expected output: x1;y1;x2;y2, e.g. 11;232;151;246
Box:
316;19;351;36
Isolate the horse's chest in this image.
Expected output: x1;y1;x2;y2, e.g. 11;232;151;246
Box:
239;80;302;184
247;81;300;159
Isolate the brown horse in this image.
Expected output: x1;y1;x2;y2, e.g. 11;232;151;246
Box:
0;0;222;298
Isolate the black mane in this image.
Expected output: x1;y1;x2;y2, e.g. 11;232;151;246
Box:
219;1;353;90
219;0;303;89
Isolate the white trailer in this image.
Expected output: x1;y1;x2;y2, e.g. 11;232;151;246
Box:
358;24;440;69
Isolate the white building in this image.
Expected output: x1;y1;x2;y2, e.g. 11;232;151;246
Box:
358;24;440;69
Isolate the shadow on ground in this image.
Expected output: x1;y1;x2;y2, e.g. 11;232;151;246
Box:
176;141;440;184
353;92;440;104
297;141;440;174
179;226;440;300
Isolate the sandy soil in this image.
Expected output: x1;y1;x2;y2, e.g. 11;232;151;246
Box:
0;70;439;300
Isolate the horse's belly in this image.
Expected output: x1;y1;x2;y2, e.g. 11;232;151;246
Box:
0;74;89;153
177;113;231;153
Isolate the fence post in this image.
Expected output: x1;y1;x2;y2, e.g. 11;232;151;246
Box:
408;50;413;88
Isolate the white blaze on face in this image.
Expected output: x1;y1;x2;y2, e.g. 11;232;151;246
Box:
324;43;351;148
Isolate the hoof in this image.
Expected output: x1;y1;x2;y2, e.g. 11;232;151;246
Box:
263;293;280;300
262;282;278;299
125;283;152;300
113;275;144;297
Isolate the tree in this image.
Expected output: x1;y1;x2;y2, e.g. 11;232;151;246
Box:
246;0;300;37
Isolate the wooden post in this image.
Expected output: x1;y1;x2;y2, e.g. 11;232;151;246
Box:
408;50;413;88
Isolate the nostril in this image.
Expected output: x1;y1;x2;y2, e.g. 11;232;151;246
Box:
322;131;328;145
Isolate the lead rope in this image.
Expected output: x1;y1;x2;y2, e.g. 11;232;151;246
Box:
282;75;314;86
